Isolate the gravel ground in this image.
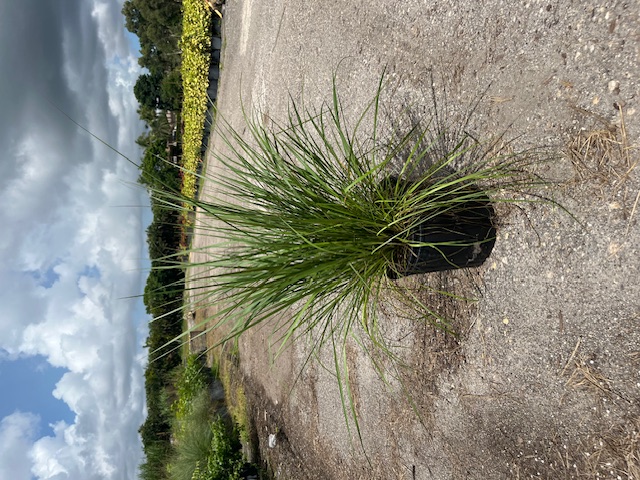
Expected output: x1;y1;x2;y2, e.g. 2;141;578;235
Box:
190;1;640;478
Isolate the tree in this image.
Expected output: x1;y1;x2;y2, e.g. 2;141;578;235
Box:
122;0;142;36
138;138;180;190
122;0;182;74
136;131;154;149
160;69;182;111
134;73;164;111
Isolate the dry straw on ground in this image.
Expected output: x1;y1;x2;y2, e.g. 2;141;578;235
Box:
559;341;639;479
566;105;639;240
567;105;636;185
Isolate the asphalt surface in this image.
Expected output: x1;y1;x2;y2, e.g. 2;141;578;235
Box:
193;1;640;478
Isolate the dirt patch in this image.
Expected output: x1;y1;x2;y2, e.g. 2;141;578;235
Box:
189;1;640;478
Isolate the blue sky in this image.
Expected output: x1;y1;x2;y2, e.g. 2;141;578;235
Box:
0;1;151;479
0;355;75;434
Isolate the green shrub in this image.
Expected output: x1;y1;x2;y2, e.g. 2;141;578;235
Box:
169;390;243;480
199;418;242;480
172;354;210;421
180;0;211;205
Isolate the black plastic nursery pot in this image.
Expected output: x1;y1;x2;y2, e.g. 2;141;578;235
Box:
386;189;496;279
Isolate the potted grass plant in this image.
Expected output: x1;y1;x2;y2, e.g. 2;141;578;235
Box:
147;74;564;443
160;75;551;354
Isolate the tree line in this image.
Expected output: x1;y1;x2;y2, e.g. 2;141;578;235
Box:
122;1;189;478
137;143;184;479
124;0;183;129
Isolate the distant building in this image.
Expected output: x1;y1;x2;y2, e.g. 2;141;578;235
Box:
165;110;181;165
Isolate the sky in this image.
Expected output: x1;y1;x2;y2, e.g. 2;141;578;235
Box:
0;1;151;479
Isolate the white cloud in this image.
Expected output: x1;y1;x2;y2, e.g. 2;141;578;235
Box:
30;362;145;480
29;423;73;479
11;147;149;478
92;0;146;159
0;0;150;478
0;412;40;480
